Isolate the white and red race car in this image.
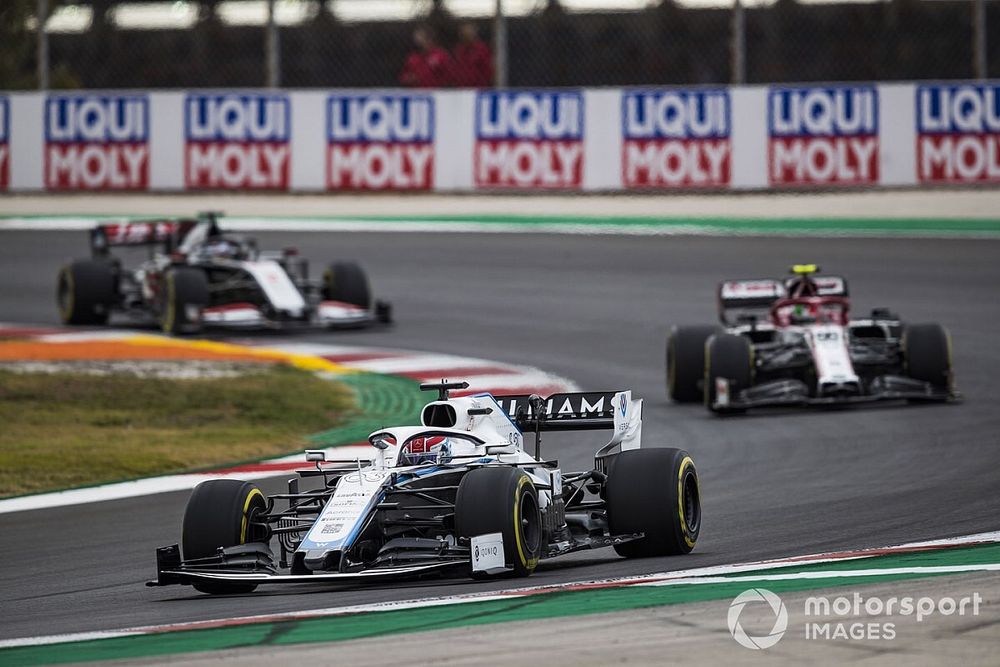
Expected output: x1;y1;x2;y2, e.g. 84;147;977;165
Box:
57;212;391;334
666;265;959;413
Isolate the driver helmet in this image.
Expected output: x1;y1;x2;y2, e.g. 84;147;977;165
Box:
203;239;242;260
400;435;452;466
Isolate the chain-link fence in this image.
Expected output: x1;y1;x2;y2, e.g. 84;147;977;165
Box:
2;0;997;91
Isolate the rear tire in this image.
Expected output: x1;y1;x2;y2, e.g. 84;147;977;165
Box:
160;267;209;335
455;467;542;578
606;448;701;557
57;260;115;325
705;333;753;414
667;325;721;403
182;479;267;595
323;262;371;310
903;323;952;391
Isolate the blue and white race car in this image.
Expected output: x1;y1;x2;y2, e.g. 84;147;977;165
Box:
149;381;701;594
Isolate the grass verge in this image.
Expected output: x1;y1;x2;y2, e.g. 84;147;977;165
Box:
0;365;353;497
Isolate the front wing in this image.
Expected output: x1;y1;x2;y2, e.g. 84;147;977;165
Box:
711;375;959;411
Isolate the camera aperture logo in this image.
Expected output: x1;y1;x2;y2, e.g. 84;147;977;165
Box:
728;588;788;650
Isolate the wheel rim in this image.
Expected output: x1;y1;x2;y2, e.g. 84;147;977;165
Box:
519;490;541;556
681;469;700;534
57;272;73;320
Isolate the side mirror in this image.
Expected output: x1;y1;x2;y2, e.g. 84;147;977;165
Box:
305;450;326;462
485;445;517;455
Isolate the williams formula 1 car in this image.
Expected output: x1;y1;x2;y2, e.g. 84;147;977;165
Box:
666;265;959;414
148;381;701;594
57;212;391;334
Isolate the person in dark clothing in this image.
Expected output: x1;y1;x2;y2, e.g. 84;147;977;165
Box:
453;22;493;88
399;27;455;88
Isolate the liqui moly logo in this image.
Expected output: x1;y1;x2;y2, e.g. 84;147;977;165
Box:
185;94;290;190
917;84;1000;183
622;90;730;188
45;95;149;190
769;86;879;186
475;91;583;188
327;94;434;191
0;97;8;190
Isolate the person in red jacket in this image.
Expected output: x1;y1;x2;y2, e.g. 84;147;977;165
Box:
399;27;454;88
453;22;494;88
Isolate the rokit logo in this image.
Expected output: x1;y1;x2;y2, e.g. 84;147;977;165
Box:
185;94;290;190
45;95;149;190
622;90;730;188
475;91;583;188
0;97;8;190
768;86;879;186
327;94;434;190
917;84;1000;183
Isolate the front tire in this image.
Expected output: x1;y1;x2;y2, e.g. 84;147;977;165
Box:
323;262;372;310
903;323;953;391
705;333;754;414
160;267;209;335
455;467;542;578
606;448;701;557
667;325;721;403
182;479;267;595
57;260;116;325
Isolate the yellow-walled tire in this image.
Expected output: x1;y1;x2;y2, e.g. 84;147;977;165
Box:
56;260;115;325
182;480;267;595
606;448;701;557
455;467;542;578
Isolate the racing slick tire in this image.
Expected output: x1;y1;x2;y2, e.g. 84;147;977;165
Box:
182;479;267;595
606;448;701;557
903;323;953;392
57;260;116;325
455;467;542;578
667;325;722;403
323;262;372;310
160;267;209;335
705;333;754;414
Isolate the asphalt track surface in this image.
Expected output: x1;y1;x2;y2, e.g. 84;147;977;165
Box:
1;229;999;641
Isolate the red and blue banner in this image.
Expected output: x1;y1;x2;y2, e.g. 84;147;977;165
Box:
0;97;8;190
622;89;730;188
185;93;290;190
45;94;149;190
475;91;583;188
768;86;878;186
326;94;434;190
917;84;1000;183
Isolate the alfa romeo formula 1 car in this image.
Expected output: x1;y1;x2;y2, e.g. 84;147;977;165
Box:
666;265;959;414
148;381;701;594
57;212;391;334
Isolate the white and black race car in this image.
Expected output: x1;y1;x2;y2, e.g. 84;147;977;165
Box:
148;381;701;594
666;265;959;414
57;212;391;334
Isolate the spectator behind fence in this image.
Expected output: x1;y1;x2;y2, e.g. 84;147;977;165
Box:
453;23;494;88
399;27;454;88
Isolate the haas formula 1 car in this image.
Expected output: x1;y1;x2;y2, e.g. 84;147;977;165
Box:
57;212;391;334
667;265;958;414
148;381;701;594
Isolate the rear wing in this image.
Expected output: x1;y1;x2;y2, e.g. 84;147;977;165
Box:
89;219;196;256
717;275;849;325
493;390;643;466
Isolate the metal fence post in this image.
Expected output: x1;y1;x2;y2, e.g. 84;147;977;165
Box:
494;0;508;88
266;0;280;88
973;0;987;79
730;0;746;85
37;0;50;90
